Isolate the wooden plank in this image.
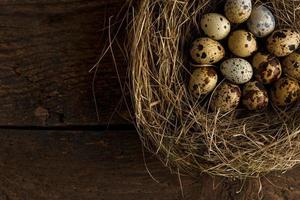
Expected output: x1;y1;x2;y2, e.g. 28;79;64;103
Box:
0;130;299;200
0;0;128;126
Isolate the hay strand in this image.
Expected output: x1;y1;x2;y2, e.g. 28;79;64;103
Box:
129;0;300;179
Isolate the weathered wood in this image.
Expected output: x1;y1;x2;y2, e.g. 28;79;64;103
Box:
0;0;128;126
0;130;299;200
1;1;300;199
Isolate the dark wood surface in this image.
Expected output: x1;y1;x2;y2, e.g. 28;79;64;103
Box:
0;0;128;126
0;1;300;200
0;130;299;200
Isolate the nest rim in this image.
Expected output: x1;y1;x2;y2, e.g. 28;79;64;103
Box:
129;0;300;179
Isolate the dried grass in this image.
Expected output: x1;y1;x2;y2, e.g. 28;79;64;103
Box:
128;0;300;179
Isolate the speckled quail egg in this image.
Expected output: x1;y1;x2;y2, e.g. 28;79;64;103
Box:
210;82;241;112
252;52;282;84
190;37;225;64
247;5;275;37
282;50;300;80
200;13;231;40
189;67;218;98
271;77;300;106
242;81;269;110
220;58;253;84
267;29;300;57
224;0;252;24
228;30;257;57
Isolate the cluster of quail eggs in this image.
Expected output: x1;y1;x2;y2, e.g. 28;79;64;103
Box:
189;0;300;113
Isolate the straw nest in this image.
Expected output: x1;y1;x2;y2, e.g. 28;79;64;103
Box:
129;0;300;179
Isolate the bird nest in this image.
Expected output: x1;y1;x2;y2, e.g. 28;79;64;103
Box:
129;0;300;178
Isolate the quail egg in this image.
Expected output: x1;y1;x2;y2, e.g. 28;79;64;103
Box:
282;50;300;80
189;67;218;98
190;37;225;64
228;30;257;57
271;77;300;106
252;52;282;84
242;81;269;110
210;82;241;112
267;29;300;57
200;13;231;40
224;0;252;24
247;5;275;37
220;58;253;84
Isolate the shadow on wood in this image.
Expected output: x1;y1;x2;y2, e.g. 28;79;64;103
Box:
0;0;128;126
0;130;299;200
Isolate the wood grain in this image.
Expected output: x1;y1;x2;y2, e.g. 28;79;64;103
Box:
0;130;299;200
1;1;300;200
0;0;128;126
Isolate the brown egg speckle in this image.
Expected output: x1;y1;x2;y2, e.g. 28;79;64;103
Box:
267;29;300;57
210;82;241;112
228;30;257;57
225;0;252;24
201;13;231;40
282;50;300;80
252;52;282;84
190;37;225;64
189;67;218;98
271;77;300;106
242;81;269;110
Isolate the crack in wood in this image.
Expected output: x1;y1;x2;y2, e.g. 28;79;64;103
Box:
0;124;135;131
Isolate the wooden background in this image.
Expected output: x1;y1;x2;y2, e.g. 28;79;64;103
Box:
0;1;300;199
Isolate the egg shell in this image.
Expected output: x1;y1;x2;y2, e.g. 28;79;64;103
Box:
242;81;269;110
271;77;300;106
267;29;300;57
228;30;257;57
220;58;253;84
190;37;225;64
282;50;300;80
252;52;282;84
247;6;275;37
224;0;252;24
200;13;231;40
189;67;218;98
210;82;241;113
